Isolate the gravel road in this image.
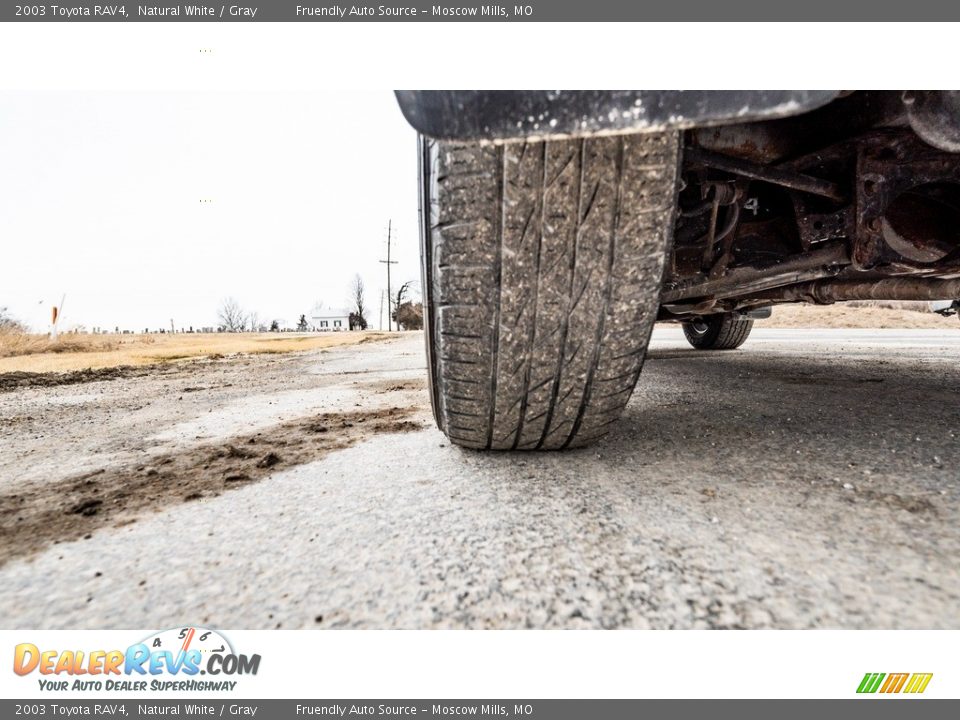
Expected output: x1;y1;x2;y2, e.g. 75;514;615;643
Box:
1;328;958;629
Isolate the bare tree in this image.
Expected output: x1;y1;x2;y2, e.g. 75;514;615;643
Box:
217;297;247;332
349;274;368;330
0;306;25;334
391;281;419;330
247;310;264;333
392;280;416;320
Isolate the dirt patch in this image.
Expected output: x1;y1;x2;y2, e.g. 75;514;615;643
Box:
778;374;886;387
852;488;938;515
0;406;421;565
363;377;428;394
0;365;186;393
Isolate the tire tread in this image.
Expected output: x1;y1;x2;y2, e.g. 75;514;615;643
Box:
425;133;680;449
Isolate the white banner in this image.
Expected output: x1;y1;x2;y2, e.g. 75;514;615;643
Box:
1;629;956;699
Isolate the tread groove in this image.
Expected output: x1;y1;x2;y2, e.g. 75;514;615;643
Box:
563;136;625;450
486;145;506;450
537;138;585;450
510;142;549;450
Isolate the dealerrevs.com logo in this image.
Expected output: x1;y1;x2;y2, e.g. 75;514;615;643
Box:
857;673;933;695
13;627;260;692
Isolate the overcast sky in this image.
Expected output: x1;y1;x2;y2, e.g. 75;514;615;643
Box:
0;91;421;332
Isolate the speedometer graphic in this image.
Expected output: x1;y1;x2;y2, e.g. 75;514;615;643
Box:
140;626;234;659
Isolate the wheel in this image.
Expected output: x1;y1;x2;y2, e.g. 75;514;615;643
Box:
682;313;754;350
419;131;681;450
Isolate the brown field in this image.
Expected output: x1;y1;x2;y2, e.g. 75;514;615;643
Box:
761;304;960;330
0;302;956;376
0;331;388;374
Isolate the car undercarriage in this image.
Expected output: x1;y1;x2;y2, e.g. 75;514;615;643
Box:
660;91;960;322
397;90;960;449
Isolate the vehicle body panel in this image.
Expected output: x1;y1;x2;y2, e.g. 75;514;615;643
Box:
395;90;840;143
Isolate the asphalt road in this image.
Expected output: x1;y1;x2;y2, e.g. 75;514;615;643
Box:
1;327;958;629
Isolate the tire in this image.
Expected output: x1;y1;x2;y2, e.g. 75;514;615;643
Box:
420;131;681;450
682;313;754;350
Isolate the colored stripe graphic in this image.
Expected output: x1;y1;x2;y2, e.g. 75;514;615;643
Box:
857;673;885;693
857;672;933;694
881;673;909;693
904;674;934;694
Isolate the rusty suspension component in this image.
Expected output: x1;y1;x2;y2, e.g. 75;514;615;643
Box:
684;146;847;202
661;244;850;304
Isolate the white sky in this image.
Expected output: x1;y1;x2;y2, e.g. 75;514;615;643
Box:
0;91;421;332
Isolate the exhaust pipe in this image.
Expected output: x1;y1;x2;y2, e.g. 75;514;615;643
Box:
743;277;960;305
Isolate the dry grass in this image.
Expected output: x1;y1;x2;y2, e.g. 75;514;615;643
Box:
846;300;933;312
0;331;119;358
2;301;955;375
0;331;390;374
761;304;960;329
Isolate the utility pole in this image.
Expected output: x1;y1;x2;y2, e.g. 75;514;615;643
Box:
379;289;385;331
379;219;398;331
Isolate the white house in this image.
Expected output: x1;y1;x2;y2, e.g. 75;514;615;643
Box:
310;306;350;332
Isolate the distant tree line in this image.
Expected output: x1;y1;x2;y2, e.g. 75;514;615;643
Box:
214;270;424;335
216;297;281;333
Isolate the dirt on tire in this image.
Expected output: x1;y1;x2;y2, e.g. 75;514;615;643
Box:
423;132;681;450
